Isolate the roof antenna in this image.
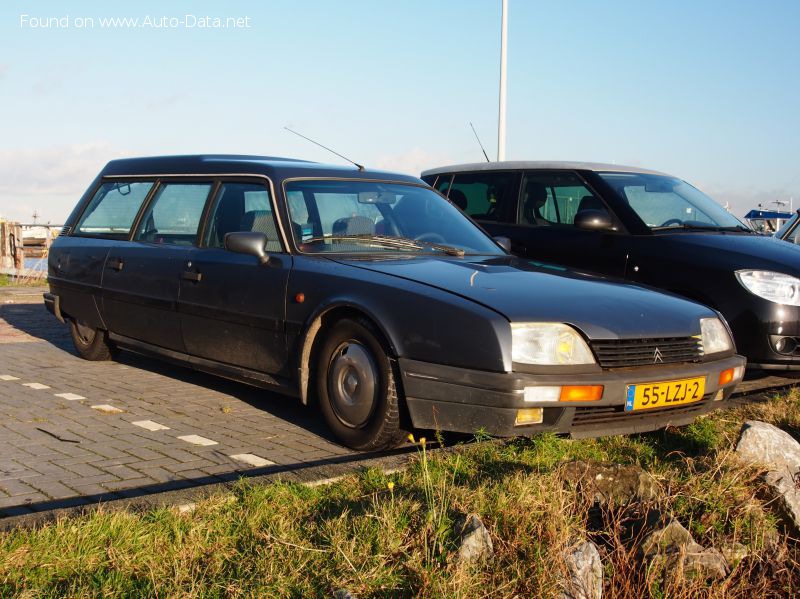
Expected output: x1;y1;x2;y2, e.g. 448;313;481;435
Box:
284;126;364;170
470;122;491;163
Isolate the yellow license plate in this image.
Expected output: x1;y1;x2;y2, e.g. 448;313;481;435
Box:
624;376;706;412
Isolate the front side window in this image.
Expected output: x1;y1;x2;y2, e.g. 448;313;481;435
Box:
518;172;609;227
599;172;748;231
204;182;282;252
74;181;154;237
133;182;211;245
284;179;503;256
449;172;516;221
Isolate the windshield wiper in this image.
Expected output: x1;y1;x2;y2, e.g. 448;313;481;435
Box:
301;234;465;256
652;223;751;232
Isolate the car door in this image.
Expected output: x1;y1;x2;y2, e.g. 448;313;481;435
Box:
101;180;213;351
178;180;291;376
53;179;155;330
495;170;629;276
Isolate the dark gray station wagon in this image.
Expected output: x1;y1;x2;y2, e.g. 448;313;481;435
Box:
45;155;745;450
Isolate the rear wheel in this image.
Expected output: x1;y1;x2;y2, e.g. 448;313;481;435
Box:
69;320;118;361
316;318;405;450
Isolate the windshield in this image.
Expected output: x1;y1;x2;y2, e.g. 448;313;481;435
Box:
599;172;748;231
284;180;504;256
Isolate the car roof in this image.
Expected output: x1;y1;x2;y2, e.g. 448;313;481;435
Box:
421;160;672;177
101;154;423;184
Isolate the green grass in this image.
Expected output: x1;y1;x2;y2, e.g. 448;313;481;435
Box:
2;391;800;597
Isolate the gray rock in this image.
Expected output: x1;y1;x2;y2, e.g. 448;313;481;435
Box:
736;420;800;532
562;461;660;504
333;591;356;599
641;519;700;557
736;420;800;474
457;514;494;564
559;540;603;599
720;542;749;567
642;519;728;581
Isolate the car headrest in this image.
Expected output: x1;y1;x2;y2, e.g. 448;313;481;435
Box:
448;189;468;211
524;180;548;206
240;210;276;236
331;216;375;236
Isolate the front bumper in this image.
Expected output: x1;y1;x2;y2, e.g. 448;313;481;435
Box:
399;354;746;438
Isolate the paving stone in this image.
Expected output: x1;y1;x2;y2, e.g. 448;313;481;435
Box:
230;453;276;468
22;383;50;390
91;404;124;414
0;297;361;513
178;434;218;447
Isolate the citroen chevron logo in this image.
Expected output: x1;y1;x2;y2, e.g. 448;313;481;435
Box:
653;347;664;363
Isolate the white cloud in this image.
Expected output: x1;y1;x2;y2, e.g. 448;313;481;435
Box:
0;142;124;223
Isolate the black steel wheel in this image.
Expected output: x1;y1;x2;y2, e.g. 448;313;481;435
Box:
69;320;118;361
316;318;405;450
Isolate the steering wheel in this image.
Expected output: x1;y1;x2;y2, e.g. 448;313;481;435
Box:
659;218;684;227
414;232;447;244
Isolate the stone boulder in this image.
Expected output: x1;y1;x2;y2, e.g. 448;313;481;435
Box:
457;514;494;564
735;420;800;532
642;519;728;581
562;460;660;504
559;540;603;599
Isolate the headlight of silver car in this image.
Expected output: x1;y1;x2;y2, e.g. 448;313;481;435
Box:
511;323;595;365
735;270;800;306
700;317;734;355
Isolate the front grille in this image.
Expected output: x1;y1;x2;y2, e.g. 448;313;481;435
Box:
590;337;702;368
572;400;707;427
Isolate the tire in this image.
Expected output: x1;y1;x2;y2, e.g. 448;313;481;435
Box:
316;318;405;450
69;320;118;361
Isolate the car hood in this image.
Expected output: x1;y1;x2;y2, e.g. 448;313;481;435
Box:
332;255;715;339
655;231;800;272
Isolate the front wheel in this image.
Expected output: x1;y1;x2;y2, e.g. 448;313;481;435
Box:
316;318;405;450
69;320;118;361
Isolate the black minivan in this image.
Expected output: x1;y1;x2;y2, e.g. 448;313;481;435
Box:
422;161;800;373
44;155;746;449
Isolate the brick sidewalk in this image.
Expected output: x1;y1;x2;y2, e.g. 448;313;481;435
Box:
0;288;363;516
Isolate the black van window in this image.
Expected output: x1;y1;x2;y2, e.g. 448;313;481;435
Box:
518;172;609;227
449;172;515;221
74;181;153;238
133;183;211;246
204;182;282;252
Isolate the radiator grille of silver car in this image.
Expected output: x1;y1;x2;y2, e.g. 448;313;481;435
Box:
590;337;703;368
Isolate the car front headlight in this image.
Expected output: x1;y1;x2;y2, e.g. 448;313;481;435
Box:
735;270;800;306
511;323;595;365
700;317;734;355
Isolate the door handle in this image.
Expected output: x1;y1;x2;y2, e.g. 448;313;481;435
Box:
181;270;203;282
108;258;124;271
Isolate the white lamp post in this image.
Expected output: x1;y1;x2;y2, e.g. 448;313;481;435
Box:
497;0;508;161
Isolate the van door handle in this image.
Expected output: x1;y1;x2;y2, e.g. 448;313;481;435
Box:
108;258;124;271
181;270;203;282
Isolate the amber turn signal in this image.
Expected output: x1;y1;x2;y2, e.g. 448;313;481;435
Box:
718;368;734;386
559;385;604;402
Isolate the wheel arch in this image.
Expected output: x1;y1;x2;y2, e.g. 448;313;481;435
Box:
297;300;400;405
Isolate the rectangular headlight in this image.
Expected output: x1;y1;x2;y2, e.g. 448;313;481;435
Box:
511;323;595;365
700;317;734;355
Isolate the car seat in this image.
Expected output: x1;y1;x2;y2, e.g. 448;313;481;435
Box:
240;210;281;252
522;180;550;225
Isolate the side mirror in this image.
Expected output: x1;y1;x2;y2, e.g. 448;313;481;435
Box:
224;231;270;265
494;236;512;252
574;209;614;232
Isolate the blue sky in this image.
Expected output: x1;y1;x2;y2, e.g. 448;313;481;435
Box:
1;0;798;222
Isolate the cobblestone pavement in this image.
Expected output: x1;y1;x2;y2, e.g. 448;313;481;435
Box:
0;287;367;517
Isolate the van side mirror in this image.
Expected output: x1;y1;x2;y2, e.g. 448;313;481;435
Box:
574;209;614;232
224;231;270;265
494;236;512;252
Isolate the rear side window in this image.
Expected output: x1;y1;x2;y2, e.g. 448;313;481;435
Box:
518;172;609;227
204;182;282;252
74;181;153;237
133;182;211;246
449;172;516;221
